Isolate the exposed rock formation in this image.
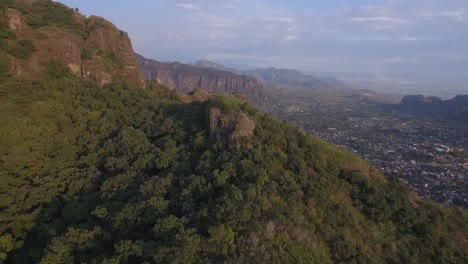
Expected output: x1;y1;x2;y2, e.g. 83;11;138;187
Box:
83;16;144;86
175;88;213;103
137;54;264;103
208;107;256;150
189;88;212;101
1;2;144;87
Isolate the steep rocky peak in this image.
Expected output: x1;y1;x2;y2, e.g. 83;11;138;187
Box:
0;0;144;87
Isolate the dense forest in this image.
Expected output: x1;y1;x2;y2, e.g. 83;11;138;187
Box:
1;1;468;263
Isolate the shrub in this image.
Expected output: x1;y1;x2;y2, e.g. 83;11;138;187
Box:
211;96;244;112
0;54;10;77
81;44;94;61
0;22;16;40
24;0;78;32
10;39;36;60
45;60;72;78
0;39;9;53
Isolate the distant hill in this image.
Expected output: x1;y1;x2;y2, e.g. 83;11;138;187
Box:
193;59;232;72
243;67;346;88
192;60;346;89
137;54;265;103
391;94;468;121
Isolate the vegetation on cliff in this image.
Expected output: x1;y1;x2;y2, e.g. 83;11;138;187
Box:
0;0;144;86
0;0;78;32
0;1;467;263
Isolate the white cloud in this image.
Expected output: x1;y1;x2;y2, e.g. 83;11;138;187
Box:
260;17;295;24
350;16;409;30
423;9;467;21
282;35;298;41
351;16;408;24
400;35;422;41
382;57;419;63
286;26;297;32
339;35;423;42
223;5;237;9
177;3;197;10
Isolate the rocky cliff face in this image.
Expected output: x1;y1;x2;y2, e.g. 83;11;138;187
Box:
0;0;144;87
137;54;264;103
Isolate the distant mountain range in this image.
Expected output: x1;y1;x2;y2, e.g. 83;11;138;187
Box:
137;55;265;103
194;59;347;89
193;59;236;72
139;56;467;123
242;68;346;88
138;56;348;104
389;94;468;121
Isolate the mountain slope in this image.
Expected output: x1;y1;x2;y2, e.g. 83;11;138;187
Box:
0;1;467;263
2;70;467;263
137;54;264;103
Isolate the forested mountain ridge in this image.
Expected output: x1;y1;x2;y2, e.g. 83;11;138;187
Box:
0;1;467;263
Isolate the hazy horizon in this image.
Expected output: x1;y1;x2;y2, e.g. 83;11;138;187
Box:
57;0;468;96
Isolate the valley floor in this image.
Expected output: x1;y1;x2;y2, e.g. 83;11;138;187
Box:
262;86;468;208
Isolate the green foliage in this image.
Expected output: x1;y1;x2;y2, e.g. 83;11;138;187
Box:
81;44;94;61
0;22;16;40
0;38;9;55
20;0;79;32
0;234;14;262
9;39;36;60
44;60;73;78
0;54;9;77
98;51;123;70
86;17;106;33
0;67;466;263
210;95;256;114
0;0;16;11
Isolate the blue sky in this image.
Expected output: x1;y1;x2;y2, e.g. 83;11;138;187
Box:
58;0;468;90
